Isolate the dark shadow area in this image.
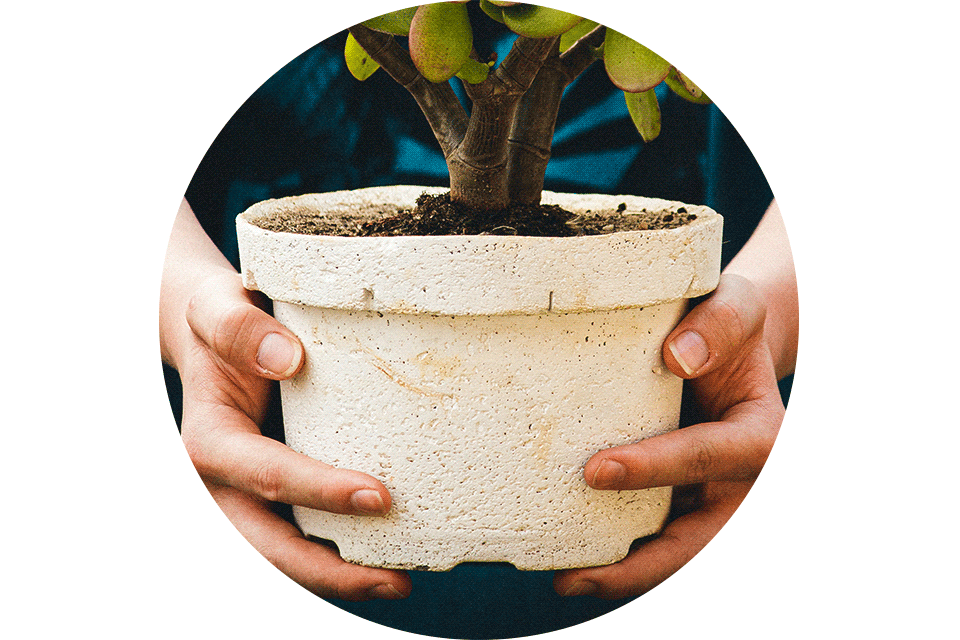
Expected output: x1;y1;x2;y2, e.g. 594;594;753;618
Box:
329;562;634;640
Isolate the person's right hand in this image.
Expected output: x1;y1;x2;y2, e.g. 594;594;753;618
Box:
176;271;411;601
553;274;785;598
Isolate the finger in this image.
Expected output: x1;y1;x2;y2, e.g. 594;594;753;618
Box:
554;481;751;599
662;274;766;379
583;405;780;489
186;272;303;380
183;405;393;517
208;482;411;601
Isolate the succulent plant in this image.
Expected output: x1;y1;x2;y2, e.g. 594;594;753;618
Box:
347;2;710;211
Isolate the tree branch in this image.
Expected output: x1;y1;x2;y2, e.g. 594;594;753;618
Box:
506;27;605;204
495;35;562;96
348;24;468;158
559;24;606;82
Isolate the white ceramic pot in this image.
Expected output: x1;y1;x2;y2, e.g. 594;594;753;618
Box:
237;185;722;570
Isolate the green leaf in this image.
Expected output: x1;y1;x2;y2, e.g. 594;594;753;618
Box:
664;67;711;104
479;0;506;23
624;89;661;142
409;3;474;83
456;57;491;84
604;29;671;93
559;19;599;52
361;6;418;36
345;32;380;81
502;4;583;38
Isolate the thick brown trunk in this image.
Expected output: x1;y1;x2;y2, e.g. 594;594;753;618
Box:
450;36;559;210
448;93;517;209
448;158;511;211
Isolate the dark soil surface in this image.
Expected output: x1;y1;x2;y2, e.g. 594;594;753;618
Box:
252;191;697;237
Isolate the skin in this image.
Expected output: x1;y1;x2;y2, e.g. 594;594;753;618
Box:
161;197;796;601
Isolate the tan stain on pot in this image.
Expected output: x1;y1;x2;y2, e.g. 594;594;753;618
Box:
389;299;420;314
356;344;454;399
520;417;558;468
413;350;463;382
574;288;589;309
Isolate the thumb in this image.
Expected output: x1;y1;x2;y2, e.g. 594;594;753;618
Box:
662;274;766;379
186;272;304;380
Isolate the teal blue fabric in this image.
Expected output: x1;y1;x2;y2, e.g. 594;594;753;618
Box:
178;18;776;640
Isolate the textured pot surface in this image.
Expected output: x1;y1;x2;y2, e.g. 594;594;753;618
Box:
237;186;722;570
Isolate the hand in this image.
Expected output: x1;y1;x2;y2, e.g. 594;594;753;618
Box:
554;274;786;598
176;271;411;601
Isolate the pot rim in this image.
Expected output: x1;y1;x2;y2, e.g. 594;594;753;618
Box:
237;185;723;315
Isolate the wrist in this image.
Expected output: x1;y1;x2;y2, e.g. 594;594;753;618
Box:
161;199;248;371
722;200;798;380
720;267;796;380
167;265;257;370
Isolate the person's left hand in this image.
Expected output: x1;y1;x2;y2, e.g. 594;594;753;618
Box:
553;274;786;598
177;271;411;601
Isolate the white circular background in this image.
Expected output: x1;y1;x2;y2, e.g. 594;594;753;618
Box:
3;1;956;638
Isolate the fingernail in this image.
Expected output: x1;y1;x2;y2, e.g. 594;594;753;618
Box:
257;333;301;377
668;330;709;376
563;581;597;597
368;583;406;600
591;459;626;489
351;489;387;515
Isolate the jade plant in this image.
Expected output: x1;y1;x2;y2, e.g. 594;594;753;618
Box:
345;1;710;214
